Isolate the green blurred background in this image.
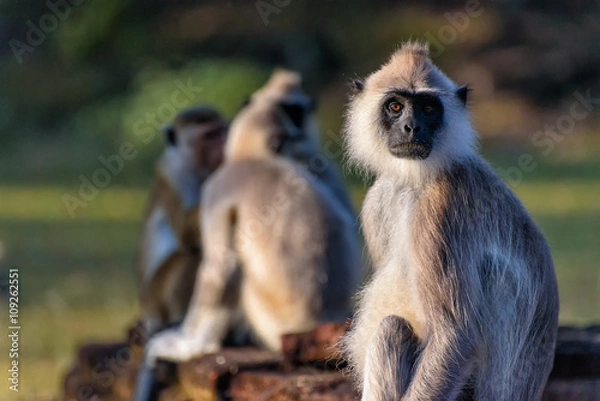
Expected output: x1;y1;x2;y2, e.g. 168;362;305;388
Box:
0;0;598;399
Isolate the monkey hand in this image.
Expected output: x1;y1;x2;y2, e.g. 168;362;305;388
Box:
145;327;220;366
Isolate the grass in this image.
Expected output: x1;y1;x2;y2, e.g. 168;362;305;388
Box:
0;150;598;400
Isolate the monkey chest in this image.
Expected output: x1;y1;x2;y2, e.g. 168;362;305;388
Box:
363;183;428;336
362;183;417;261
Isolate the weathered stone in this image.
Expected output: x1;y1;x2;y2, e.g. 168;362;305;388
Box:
551;325;600;379
229;368;358;401
61;323;600;401
281;321;350;367
178;348;282;401
542;379;600;401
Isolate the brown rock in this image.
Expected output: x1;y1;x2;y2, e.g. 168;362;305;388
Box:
158;385;191;401
542;379;600;401
177;348;282;401
551;325;600;379
62;340;143;401
229;368;358;401
281;321;350;367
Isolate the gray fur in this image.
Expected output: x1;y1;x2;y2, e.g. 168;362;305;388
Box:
343;42;559;401
145;70;361;364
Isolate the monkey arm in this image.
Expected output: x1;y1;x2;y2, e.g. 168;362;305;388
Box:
362;316;420;401
157;173;195;245
145;201;239;365
402;327;476;400
401;267;480;401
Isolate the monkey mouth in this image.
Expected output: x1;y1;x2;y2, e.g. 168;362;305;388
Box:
389;143;431;160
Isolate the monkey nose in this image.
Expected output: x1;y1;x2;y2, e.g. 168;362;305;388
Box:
403;125;421;134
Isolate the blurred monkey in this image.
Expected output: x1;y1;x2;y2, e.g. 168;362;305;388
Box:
136;106;227;335
249;69;356;214
145;70;361;364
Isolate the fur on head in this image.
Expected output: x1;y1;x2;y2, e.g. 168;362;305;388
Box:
344;42;476;185
226;69;319;161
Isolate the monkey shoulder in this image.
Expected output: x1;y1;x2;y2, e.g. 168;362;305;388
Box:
441;158;535;231
420;157;550;271
203;158;319;208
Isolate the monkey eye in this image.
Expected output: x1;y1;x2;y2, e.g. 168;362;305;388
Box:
423;104;435;114
387;101;403;114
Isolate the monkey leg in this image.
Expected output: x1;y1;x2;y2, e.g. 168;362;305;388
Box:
361;315;420;401
161;252;198;323
146;205;240;365
140;251;198;335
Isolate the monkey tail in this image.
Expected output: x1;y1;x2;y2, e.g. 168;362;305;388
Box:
132;355;160;401
361;315;419;401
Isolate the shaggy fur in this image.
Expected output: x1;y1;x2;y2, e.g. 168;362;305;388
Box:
137;106;227;335
342;42;559;401
145;70;361;363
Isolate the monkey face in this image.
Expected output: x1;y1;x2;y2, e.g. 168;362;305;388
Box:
188;121;227;173
380;91;444;160
163;106;228;174
268;99;316;155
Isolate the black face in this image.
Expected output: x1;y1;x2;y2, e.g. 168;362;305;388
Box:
163;106;223;147
381;90;444;160
268;100;311;153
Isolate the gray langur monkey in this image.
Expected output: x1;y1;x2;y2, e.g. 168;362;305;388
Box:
136;106;227;335
248;69;357;215
342;42;559;401
145;69;361;364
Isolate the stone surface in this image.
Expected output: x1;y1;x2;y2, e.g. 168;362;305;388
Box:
61;323;600;401
542;379;600;401
177;348;282;401
281;321;350;368
229;368;358;401
551;325;600;379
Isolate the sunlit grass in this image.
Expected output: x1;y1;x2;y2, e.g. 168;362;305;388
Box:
0;186;146;221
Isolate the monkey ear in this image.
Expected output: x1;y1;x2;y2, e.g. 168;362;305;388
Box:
456;86;470;106
163;125;176;146
350;79;364;94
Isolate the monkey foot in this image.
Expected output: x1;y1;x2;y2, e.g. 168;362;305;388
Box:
146;327;220;366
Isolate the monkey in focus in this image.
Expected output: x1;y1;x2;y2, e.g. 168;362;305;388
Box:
145;70;361;363
136;106;227;335
342;43;559;401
